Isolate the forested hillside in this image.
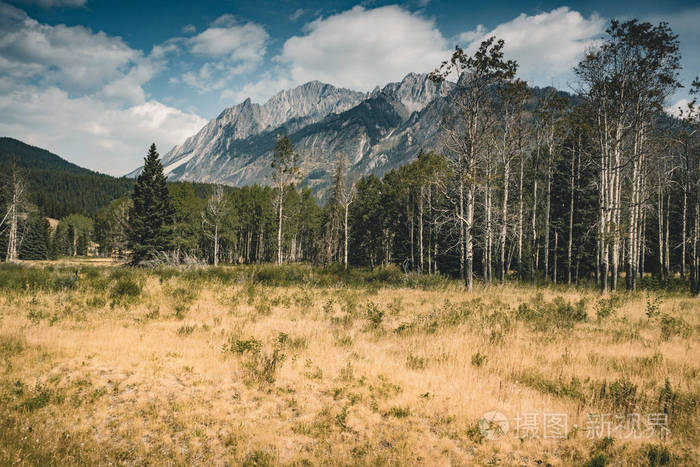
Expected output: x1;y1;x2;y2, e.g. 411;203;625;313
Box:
0;137;135;219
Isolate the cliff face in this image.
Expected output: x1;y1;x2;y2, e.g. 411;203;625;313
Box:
128;73;454;196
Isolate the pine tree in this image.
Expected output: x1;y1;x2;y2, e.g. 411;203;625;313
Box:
19;214;50;260
128;143;175;264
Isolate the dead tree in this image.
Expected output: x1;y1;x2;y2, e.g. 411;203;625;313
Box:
3;162;26;263
202;185;226;266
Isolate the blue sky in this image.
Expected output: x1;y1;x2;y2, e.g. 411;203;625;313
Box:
1;0;698;175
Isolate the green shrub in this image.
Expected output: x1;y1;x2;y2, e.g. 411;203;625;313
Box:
18;383;54;412
243;346;286;386
242;448;276;467
659;314;691;341
406;353;426;370
365;302;384;328
471;352;487;367
516;369;585;402
645;294;662;318
110;277;141;299
223;338;262;355
594;377;638;413
276;332;307;352
86;296;107;308
168;286;197;303
0;333;25;356
595;295;622;320
516;296;587;331
584;452;610;467
645;444;672;466
386;406;411;418
0;263;77;292
177;324;196;336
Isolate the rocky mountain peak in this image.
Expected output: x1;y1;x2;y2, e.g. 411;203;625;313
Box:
381;72;450;114
131;72;457;196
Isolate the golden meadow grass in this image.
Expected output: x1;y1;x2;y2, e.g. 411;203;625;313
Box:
0;261;698;465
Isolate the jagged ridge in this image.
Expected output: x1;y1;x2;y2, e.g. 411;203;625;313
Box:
128;73;453;196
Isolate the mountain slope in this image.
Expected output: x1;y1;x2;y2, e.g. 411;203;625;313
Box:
128;73;453;196
0;137;135;218
0;137;96;174
127;81;367;179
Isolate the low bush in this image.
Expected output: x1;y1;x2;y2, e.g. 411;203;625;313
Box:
658;314;691;341
516;295;587;331
365;302;384;328
177;324;196;336
223;337;262;355
110;277;141;300
471;352;487;367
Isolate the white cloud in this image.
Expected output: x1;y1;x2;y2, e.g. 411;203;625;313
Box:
0;2;139;94
181;24;196;34
456;24;486;43
279;5;449;91
0;3;206;175
0;86;206;175
225;6;601;105
188;19;267;60
179;14;268;93
460;7;605;88
289;8;304;21
16;0;87;8
665;98;692;117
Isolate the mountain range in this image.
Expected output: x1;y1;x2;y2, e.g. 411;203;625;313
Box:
128;73;456;196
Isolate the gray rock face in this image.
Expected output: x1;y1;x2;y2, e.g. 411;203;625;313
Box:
128;73;453;197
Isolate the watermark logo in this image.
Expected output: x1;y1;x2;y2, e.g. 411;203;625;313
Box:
478;410;510;440
478;411;670;441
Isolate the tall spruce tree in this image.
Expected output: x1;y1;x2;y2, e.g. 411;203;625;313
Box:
128;143;175;264
19;214;50;260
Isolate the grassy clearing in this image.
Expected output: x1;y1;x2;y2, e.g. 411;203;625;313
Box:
0;260;698;465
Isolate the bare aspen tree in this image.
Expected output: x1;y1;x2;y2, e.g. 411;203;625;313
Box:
3;162;26;263
679;78;699;294
516;107;532;279
271;134;300;265
537;90;568;282
566;124;582;285
412;151;445;274
430;37;517;291
483;149;493;283
341;176;356;271
496;79;530;284
202;185;226;266
575;19;680;291
531;126;542;283
324;153;346;264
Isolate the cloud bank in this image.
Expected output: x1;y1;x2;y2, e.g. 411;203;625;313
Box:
0;2;205;175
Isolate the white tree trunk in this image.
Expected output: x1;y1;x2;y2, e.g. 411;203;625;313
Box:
500;160;510;284
344;201;349;270
419;185;424;274
277;188;283;265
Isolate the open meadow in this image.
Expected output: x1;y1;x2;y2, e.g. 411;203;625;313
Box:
0;260;698;466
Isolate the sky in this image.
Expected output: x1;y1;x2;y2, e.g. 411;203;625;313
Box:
1;0;698;176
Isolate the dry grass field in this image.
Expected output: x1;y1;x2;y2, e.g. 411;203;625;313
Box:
0;260;698;466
